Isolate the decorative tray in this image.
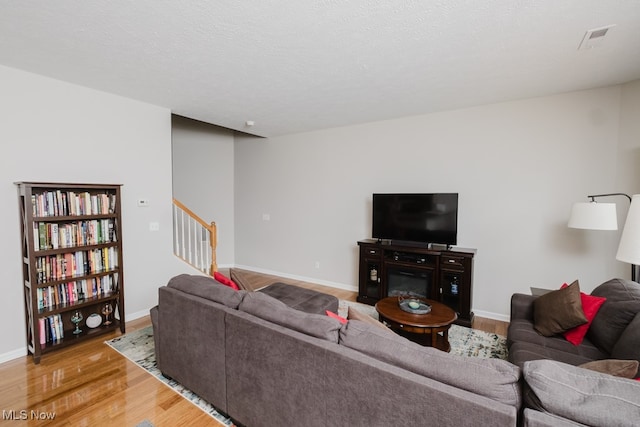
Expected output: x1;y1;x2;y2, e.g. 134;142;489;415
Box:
398;298;432;314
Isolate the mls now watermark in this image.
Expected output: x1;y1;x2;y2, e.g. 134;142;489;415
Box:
2;409;56;421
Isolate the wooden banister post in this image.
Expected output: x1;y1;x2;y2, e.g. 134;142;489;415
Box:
210;221;218;274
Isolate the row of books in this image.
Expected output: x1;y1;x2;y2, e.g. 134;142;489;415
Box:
33;219;116;251
36;247;118;284
32;190;116;217
39;314;64;345
37;275;118;310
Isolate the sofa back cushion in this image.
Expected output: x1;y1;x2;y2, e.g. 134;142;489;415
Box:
588;278;640;353
339;320;522;407
611;312;640;377
167;274;246;309
523;359;640;427
239;291;342;342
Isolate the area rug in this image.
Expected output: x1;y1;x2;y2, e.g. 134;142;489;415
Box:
106;301;507;424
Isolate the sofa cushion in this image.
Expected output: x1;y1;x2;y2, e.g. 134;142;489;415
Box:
257;282;339;314
562;290;606;346
508;318;605;355
239;291;342;342
508;340;606;369
611;311;640;377
339;320;521;407
523;359;640;427
533;281;587;337
167;274;245;309
588;278;640;353
578;359;639;378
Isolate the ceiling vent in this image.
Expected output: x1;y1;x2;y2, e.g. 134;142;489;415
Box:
578;25;616;50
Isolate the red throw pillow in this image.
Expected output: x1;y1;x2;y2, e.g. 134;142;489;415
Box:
326;310;348;324
213;271;240;291
561;283;606;346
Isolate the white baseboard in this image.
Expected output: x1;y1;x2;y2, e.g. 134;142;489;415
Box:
472;309;510;323
127;308;152;321
233;264;358;293
0;347;27;364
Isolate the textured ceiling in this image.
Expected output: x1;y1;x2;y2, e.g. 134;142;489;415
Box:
1;1;639;137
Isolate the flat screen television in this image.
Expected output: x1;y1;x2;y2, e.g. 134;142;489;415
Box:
372;193;458;246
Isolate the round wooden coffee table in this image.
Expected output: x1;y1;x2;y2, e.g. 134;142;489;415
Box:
375;297;457;352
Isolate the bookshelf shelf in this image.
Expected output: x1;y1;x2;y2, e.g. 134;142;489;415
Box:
38;319;123;355
16;182;126;364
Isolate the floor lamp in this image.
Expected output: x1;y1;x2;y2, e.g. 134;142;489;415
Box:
616;194;640;282
568;193;638;282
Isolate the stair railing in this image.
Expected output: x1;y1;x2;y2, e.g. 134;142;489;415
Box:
172;198;217;275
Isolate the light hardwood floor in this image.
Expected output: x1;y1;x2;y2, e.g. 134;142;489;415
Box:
0;269;508;426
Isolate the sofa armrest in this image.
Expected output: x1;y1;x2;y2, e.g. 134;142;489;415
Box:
510;293;536;322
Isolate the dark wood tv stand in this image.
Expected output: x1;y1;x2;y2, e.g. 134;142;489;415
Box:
357;239;475;327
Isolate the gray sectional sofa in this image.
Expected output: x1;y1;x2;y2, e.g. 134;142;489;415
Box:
151;274;522;427
508;278;640;426
508;278;640;371
151;274;640;427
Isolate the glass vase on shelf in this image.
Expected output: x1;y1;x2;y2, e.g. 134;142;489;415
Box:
71;310;83;335
102;303;113;326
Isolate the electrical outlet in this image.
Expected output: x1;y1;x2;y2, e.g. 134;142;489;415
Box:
315;261;320;269
262;213;270;221
137;199;150;207
149;222;160;231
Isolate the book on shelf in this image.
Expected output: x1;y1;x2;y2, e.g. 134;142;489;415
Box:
39;318;46;345
34;219;118;251
42;314;63;343
31;190;117;217
36;273;119;310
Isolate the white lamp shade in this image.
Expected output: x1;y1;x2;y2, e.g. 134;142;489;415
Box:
568;202;617;230
616;194;640;264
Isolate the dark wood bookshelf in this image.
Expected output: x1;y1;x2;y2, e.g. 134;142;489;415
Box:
16;182;125;364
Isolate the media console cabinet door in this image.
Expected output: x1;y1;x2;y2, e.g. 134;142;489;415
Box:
358;244;383;303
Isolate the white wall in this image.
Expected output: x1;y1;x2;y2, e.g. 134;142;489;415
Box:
235;84;640;320
0;65;192;362
617;80;640;197
171;116;235;267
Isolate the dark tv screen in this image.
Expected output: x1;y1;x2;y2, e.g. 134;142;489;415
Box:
372;193;458;245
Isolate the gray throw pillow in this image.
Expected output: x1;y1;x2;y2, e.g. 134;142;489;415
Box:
533;280;587;337
588;278;640;353
523;360;640;427
339;320;521;407
238;291;342;342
